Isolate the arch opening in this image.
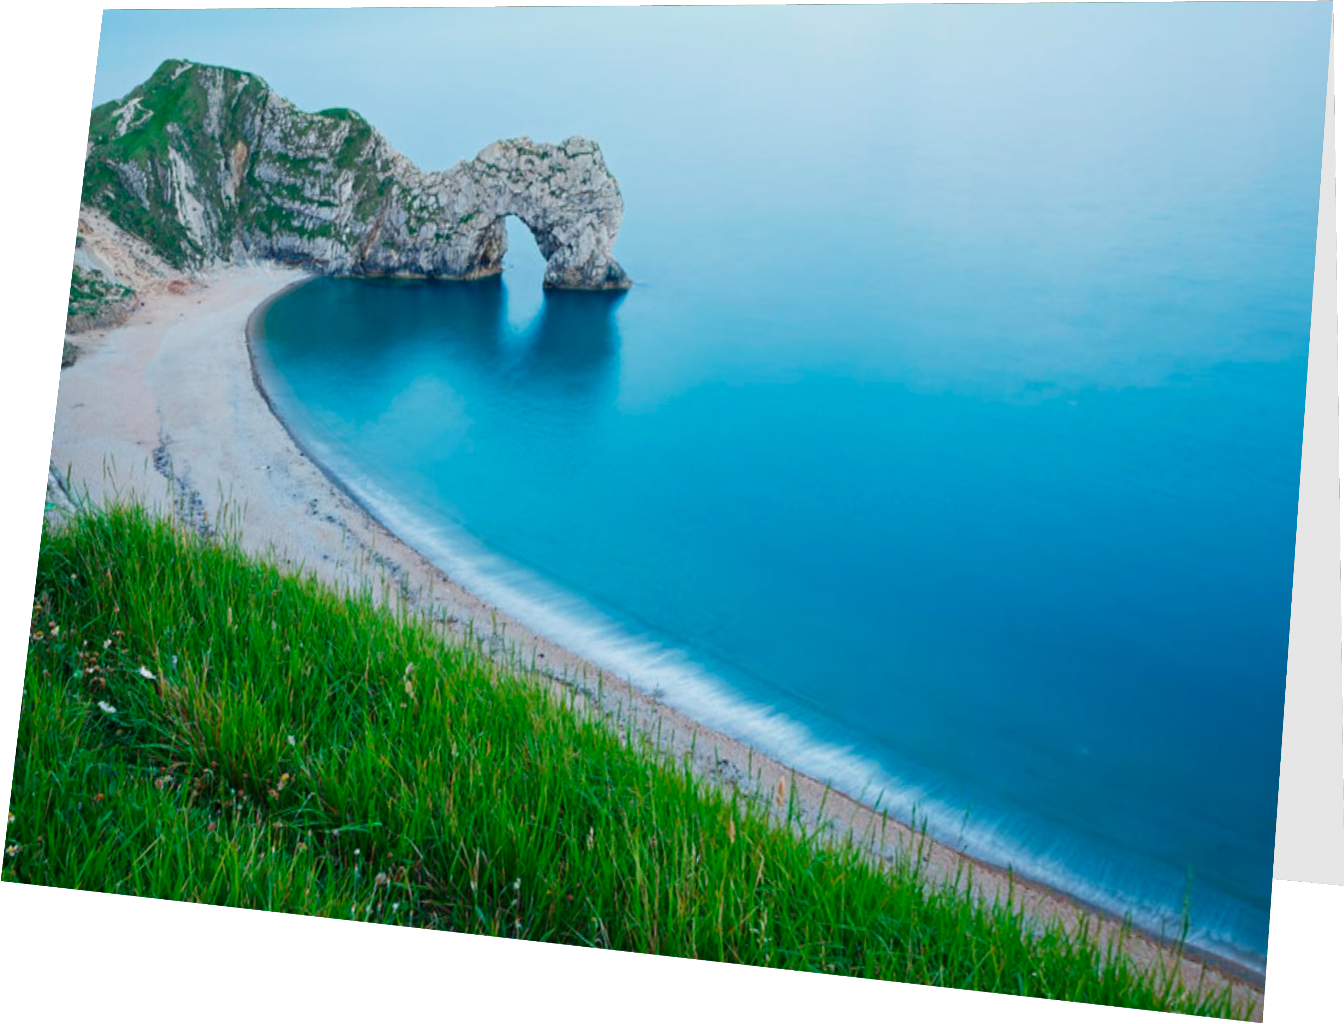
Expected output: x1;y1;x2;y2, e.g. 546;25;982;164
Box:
503;213;555;286
467;213;560;285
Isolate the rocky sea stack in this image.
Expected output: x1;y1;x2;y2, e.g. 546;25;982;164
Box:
70;58;631;330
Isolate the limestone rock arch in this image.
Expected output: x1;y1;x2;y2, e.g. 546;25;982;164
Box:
451;137;631;291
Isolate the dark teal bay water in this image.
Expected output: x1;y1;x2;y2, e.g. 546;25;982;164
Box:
252;4;1330;972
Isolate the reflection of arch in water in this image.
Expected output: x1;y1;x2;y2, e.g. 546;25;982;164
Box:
264;274;625;396
422;275;510;372
420;276;624;394
515;288;625;391
350;277;511;434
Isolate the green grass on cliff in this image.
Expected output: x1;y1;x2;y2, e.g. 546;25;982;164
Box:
67;264;134;325
84;60;257;266
5;502;1252;1018
82;59;395;266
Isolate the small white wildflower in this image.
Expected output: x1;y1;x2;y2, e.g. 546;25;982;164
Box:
287;735;296;746
50;625;59;637
97;701;117;714
513;878;521;891
137;666;155;681
102;638;112;650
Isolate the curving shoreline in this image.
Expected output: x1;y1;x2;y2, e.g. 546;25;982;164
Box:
48;265;1266;1016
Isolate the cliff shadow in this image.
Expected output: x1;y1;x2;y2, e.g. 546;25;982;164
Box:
257;273;625;422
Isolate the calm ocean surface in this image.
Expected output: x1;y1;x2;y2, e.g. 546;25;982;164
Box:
250;5;1331;970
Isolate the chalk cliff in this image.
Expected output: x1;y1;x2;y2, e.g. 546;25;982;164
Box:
73;58;630;326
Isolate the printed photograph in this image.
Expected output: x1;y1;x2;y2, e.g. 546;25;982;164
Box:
5;5;1334;1019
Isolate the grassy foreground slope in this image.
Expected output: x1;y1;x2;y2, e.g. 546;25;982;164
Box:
5;504;1248;1017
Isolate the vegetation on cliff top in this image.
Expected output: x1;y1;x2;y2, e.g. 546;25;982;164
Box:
5;501;1251;1018
66;264;135;333
81;58;398;271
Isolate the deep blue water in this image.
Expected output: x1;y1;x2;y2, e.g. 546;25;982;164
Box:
250;4;1331;971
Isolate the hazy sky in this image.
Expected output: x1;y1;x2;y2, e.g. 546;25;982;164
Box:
92;4;1332;176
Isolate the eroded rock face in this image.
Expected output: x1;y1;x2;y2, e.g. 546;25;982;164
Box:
355;136;631;290
80;59;631;291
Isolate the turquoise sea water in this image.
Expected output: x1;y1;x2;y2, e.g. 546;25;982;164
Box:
250;5;1331;971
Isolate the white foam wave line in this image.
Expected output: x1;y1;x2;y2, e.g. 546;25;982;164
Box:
336;459;948;806
303;438;1268;971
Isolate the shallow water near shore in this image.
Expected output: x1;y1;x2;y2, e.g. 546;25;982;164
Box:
251;6;1330;974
